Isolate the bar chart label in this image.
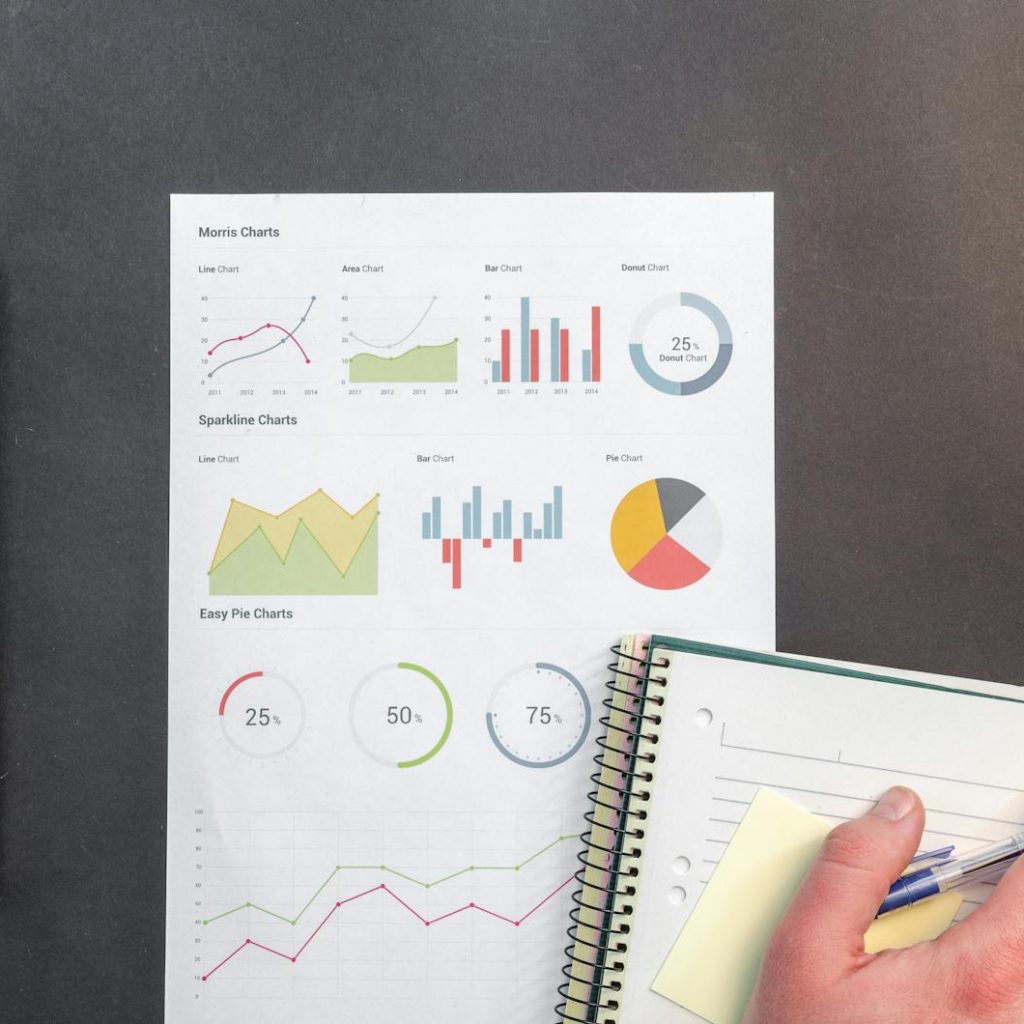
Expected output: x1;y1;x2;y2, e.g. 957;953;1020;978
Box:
485;663;591;767
349;662;454;768
629;292;732;395
421;484;565;589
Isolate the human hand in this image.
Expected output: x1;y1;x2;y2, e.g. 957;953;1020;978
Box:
743;786;1024;1024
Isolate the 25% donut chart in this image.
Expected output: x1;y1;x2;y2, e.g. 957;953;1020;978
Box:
218;671;306;757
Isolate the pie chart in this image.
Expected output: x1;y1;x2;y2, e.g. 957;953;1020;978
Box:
610;478;721;589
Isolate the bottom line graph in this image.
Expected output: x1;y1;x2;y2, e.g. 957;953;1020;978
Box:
202;875;574;981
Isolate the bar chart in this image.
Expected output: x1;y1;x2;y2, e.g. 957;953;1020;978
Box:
488;296;602;384
421;484;565;589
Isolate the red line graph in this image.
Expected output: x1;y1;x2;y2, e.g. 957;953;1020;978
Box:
201;875;573;981
207;322;311;363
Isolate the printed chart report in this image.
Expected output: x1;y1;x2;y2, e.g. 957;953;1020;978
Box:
167;193;775;1023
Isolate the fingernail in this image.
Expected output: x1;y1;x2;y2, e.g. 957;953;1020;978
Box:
871;786;916;821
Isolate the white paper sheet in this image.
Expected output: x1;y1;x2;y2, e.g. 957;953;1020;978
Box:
166;193;775;1022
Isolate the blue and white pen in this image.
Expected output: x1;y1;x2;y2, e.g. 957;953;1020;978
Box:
878;831;1024;917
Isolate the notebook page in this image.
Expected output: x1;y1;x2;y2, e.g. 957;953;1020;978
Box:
618;650;1024;1023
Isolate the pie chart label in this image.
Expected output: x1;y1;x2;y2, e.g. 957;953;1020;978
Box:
630;292;732;395
610;478;722;589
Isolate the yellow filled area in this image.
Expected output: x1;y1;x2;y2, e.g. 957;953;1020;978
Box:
610;479;667;571
210;489;379;575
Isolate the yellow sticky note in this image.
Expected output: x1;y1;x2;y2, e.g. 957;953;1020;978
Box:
650;789;962;1024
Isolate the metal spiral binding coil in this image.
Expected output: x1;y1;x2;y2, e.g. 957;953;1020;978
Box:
554;639;669;1024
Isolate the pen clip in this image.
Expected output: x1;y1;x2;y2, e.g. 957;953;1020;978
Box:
904;845;955;874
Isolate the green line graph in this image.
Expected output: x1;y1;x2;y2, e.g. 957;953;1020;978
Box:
201;833;576;927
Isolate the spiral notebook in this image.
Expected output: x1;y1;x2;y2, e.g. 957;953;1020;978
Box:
556;635;1024;1023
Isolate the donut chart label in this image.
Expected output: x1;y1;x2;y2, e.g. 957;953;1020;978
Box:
610;478;722;589
629;292;733;395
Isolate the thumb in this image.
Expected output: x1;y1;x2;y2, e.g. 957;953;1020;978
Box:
773;787;925;973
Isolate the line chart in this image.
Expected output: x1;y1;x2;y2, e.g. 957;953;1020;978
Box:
348;296;437;350
201;833;576;926
206;295;316;379
201;875;574;981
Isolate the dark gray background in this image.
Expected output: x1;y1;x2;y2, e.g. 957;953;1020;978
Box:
1;1;1021;1019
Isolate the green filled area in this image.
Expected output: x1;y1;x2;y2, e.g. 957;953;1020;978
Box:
349;338;457;383
209;517;378;595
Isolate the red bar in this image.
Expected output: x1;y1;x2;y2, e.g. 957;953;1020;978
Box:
559;328;570;383
591;306;601;382
482;538;492;549
529;329;540;383
441;538;452;564
500;329;511;383
452;538;462;589
512;538;523;562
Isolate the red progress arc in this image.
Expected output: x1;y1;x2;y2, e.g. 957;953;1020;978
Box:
207;323;311;363
218;672;262;716
201;875;573;981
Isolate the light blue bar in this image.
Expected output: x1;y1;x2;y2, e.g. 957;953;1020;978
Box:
553;486;563;539
502;499;512;537
582;350;592;382
534;528;543;539
491;360;501;382
493;512;502;539
543;503;553;539
472;486;482;539
462;502;472;538
431;497;441;539
421;512;431;539
520;297;530;382
523;512;533;537
550;318;560;381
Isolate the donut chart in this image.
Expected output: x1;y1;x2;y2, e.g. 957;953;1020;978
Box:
349;662;454;769
218;670;306;758
610;478;721;589
485;662;591;768
629;292;733;395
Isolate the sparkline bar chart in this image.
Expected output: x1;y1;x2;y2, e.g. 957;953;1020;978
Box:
421;485;564;589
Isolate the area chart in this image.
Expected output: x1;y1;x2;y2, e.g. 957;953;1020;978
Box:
349;338;458;383
208;489;379;595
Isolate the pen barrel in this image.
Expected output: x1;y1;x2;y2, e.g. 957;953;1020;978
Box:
939;834;1024;885
878;868;941;916
878;833;1024;917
